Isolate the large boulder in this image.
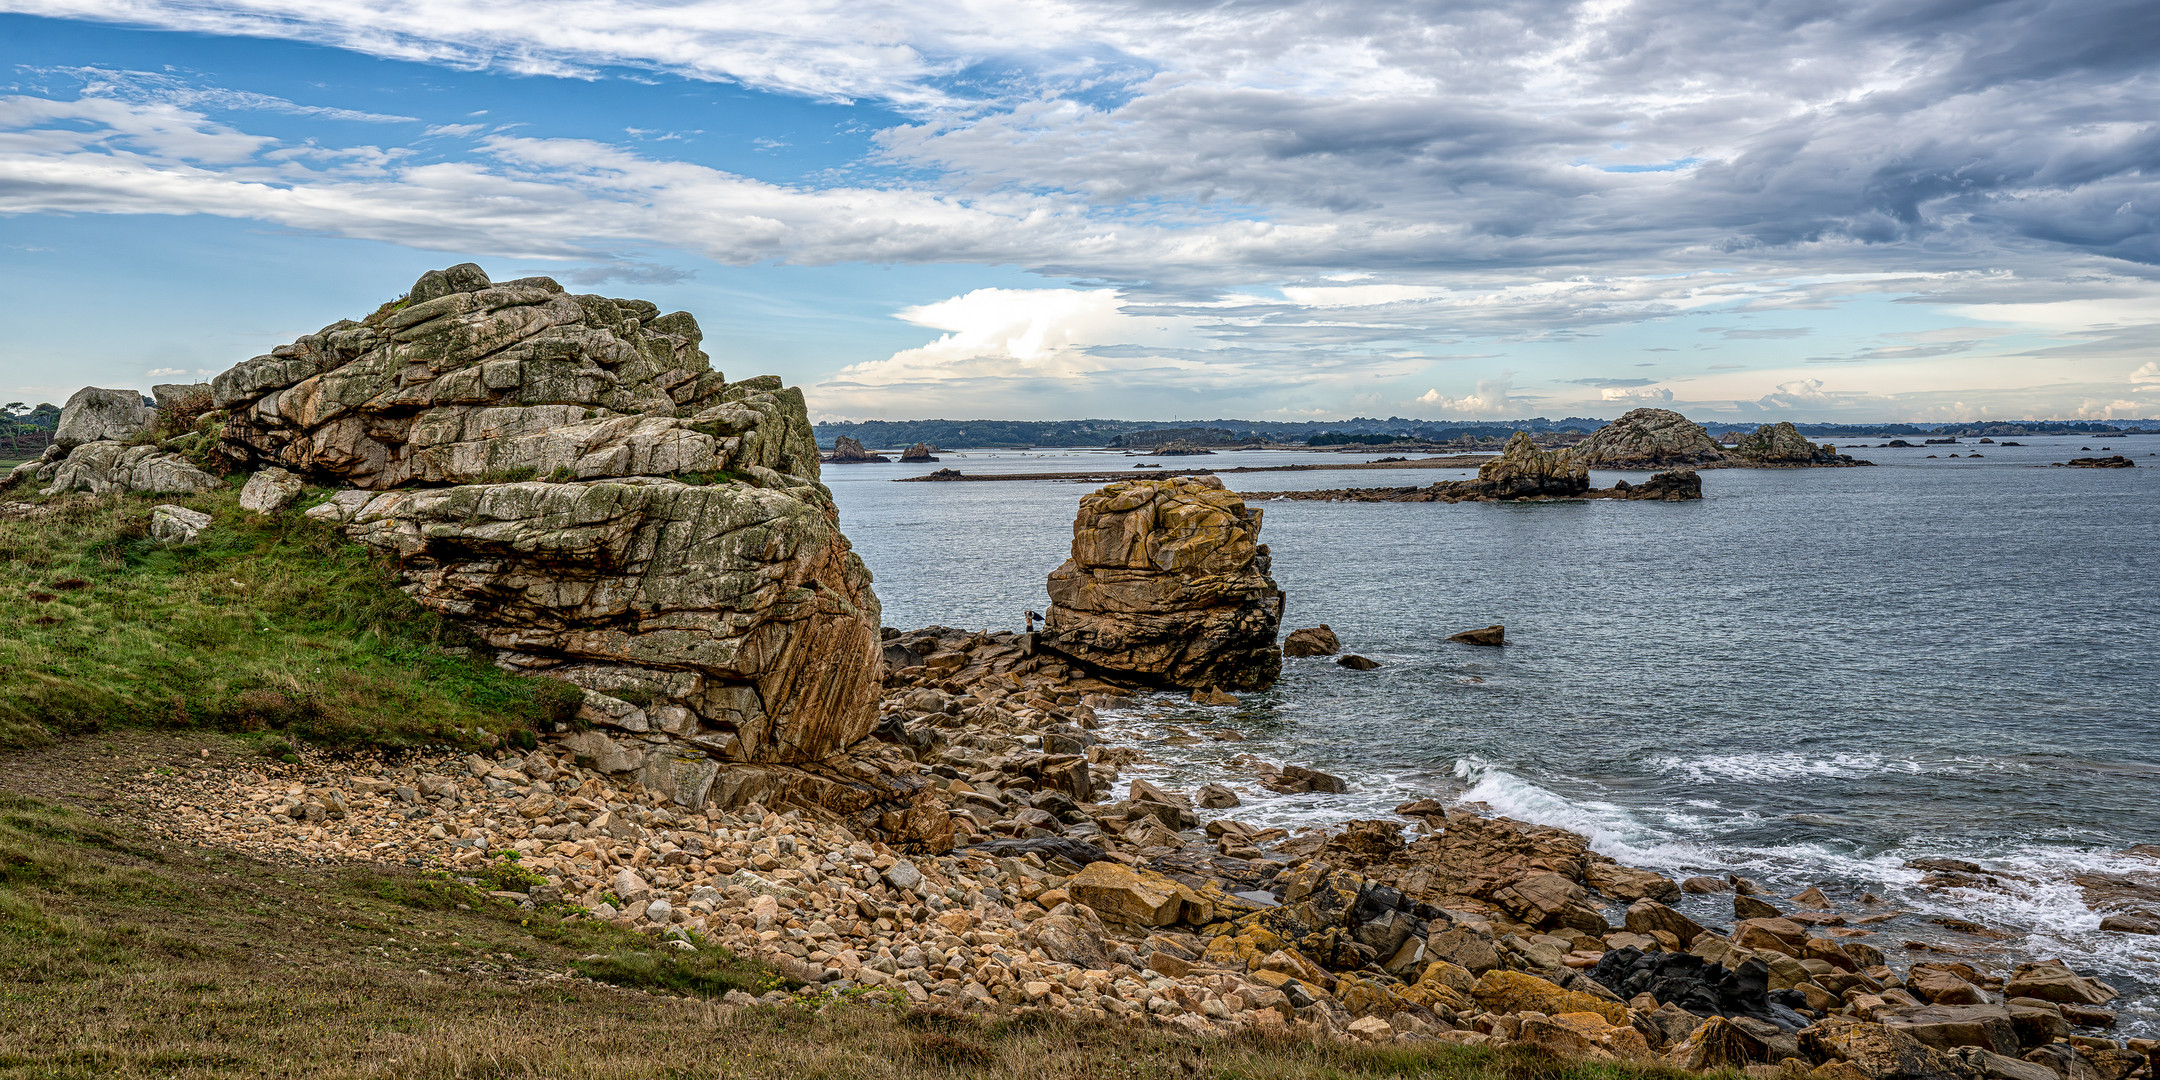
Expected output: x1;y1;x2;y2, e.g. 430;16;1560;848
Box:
1042;475;1283;691
212;263;819;487
222;264;883;766
52;387;154;450
1734;421;1843;464
1573;408;1731;468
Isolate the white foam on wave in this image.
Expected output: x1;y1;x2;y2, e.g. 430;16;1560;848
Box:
1651;751;2044;785
1651;751;1906;784
1452;756;1705;870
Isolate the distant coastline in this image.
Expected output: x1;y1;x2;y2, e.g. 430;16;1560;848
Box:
813;415;2160;451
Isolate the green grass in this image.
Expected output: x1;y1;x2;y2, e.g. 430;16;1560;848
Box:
0;742;1718;1079
0;485;580;753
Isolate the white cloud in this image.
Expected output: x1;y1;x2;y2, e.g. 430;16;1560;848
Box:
1600;385;1674;404
2132;362;2160;385
144;367;190;377
1415;377;1523;418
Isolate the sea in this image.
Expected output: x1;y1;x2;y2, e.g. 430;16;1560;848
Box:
822;436;2160;1034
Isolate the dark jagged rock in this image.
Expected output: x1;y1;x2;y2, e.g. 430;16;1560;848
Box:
1732;422;1871;467
899;442;938;462
2055;456;2134;468
1449;624;1504;646
1591;947;1781;1022
1251;439;1703;502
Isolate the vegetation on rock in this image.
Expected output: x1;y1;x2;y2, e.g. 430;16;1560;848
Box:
0;486;571;752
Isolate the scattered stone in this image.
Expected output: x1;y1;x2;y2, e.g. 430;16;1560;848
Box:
238;466;304;515
1334;654;1380;670
148;504;212;544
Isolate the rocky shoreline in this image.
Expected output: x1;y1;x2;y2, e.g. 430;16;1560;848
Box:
6;265;2150;1079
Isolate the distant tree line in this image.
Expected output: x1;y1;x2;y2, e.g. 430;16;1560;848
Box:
814;414;2160;449
2;402;60;457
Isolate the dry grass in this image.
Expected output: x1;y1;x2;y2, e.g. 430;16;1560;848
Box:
0;732;1718;1080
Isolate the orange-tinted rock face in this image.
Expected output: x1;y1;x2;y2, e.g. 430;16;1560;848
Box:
1043;475;1283;691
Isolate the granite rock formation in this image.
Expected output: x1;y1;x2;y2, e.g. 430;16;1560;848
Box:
825;436;888;463
213;265;819;487
1732;422;1868;466
1573;409;1731;468
899;442;938;462
1467;432;1589;498
206;263;888;766
7;386;220;496
1042;475;1284;692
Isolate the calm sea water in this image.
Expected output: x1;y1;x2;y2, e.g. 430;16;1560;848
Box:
824;437;2160;1032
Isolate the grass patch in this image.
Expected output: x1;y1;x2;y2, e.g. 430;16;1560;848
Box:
0;487;569;753
0;745;1718;1080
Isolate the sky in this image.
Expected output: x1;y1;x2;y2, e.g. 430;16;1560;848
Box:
1;1;2157;424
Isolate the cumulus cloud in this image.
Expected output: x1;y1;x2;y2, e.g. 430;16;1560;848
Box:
1416;377;1526;418
2132;362;2160;385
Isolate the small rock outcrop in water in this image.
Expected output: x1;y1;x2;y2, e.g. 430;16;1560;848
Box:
209;263;887;766
1449;624;1505;646
899;442;938;462
2055;455;2134;468
1283;625;1341;657
826;435;889;463
1731;422;1868;467
1042;475;1284;692
1471;432;1589;498
1573;409;1731;468
1253;437;1701;503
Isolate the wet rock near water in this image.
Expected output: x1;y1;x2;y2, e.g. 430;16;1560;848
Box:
2055;456;2135;468
1283;626;1341;657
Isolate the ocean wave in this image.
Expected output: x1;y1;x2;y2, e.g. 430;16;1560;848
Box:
1451;757;1704;870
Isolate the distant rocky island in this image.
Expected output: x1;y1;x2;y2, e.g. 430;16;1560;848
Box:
1257;432;1704;503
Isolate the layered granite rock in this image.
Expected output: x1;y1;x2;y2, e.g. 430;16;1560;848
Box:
1573;408;1732;468
311;477;880;762
213;263;818;487
1042;475;1284;692
223;263;887;766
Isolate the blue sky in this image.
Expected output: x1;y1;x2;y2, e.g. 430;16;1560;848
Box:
3;1;2157;422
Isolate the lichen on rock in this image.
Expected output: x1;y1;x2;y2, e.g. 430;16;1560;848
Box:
216;263;885;765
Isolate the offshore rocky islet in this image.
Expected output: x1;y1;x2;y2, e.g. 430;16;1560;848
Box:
8;267;2154;1076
